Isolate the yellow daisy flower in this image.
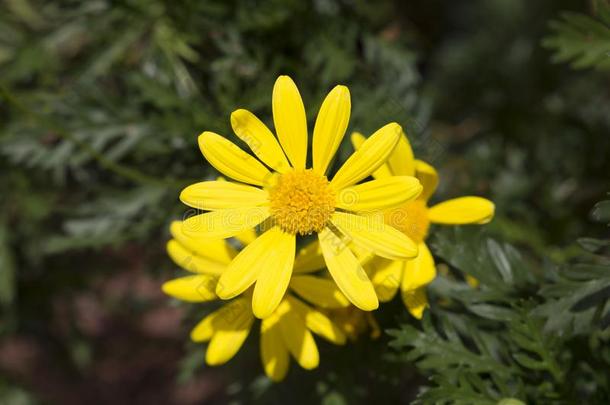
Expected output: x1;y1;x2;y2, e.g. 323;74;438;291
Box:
162;221;349;381
180;75;423;318
350;131;495;319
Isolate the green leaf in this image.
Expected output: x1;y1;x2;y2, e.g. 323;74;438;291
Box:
577;237;610;253
591;200;610;223
571;285;610;311
487;239;514;284
543;4;610;70
511;354;547;371
469;304;514;322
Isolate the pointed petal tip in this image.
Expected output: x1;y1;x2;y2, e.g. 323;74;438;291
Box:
160;281;173;296
197;130;214;144
197;131;217;156
215;279;231;299
229;109;241;124
360;299;379;312
159;281;183;300
178;189;189;205
388;122;403;138
205;352;225;367
268;374;287;382
332;84;350;95
229;108;253;129
230;108;247;116
190;331;205;343
252;303;275;320
300;358;319;370
275;75;295;85
165;239;175;254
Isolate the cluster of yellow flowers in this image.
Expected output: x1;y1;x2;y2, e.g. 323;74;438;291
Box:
163;76;495;381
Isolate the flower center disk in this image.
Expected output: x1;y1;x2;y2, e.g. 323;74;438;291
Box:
385;200;430;243
269;169;335;235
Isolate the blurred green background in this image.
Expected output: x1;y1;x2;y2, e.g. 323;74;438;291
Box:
1;0;609;403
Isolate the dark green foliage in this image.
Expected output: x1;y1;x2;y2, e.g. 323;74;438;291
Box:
534;197;610;336
389;203;610;403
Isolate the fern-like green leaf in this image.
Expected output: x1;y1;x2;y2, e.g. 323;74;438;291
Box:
543;0;610;70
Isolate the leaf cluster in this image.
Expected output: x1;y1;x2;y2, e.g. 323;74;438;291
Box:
388;200;610;404
543;0;610;70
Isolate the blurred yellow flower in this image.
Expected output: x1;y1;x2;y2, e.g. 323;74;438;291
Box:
326;306;381;341
351;131;495;319
162;221;349;381
180;75;423;318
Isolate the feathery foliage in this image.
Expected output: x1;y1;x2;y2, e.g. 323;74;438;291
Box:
388;199;610;404
543;0;610;70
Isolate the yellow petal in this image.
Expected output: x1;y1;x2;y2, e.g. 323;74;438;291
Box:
182;207;269;240
169;221;235;264
350;243;376;266
318;227;379;311
427;197;495;225
402;286;429;320
336;176;422;212
415;159;439;202
260;315;290;381
331;212;418;260
278;303;320;370
368;257;404;302
289;275;350;308
252;228;296;318
293;240;326;274
330;122;402;190
205;303;254;366
401;242;436;291
387;131;415;176
272;76;307;170
166;240;226;275
191;313;218;343
233;227;257;246
313;85;351;174
287;296;346;345
350;132;392;179
162;275;217;302
191;297;250;342
231;109;291;173
215;238;267;300
216;226;288;301
198;131;272;186
180;181;268;210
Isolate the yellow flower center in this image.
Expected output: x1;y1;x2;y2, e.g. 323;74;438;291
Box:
385;199;430;243
269;169;336;235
